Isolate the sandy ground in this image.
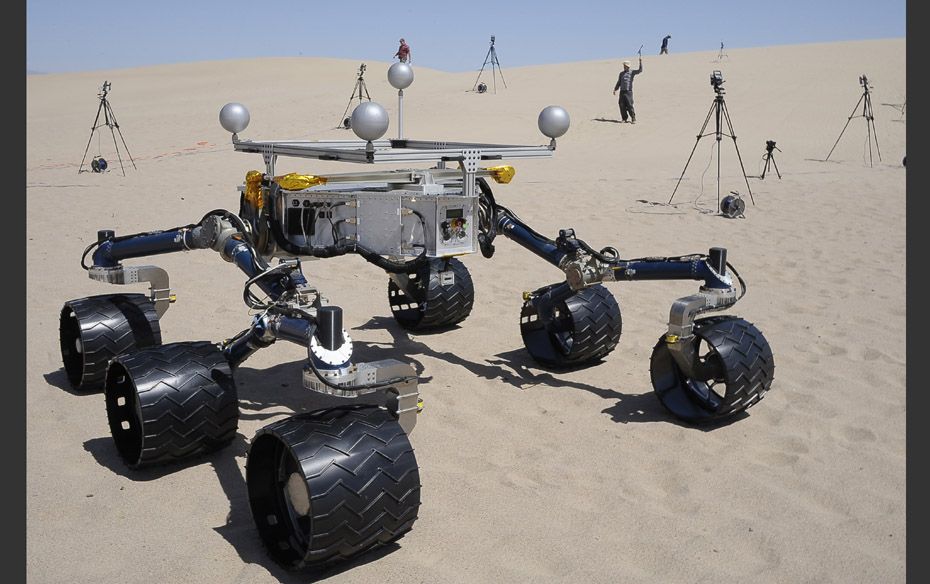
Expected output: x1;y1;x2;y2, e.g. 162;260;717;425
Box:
27;38;905;583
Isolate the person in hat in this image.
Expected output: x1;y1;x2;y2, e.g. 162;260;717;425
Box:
394;38;411;63
612;57;643;123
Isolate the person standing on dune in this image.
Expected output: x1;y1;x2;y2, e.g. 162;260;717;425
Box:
612;57;643;123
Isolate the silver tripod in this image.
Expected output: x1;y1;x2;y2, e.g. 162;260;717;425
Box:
78;81;136;176
472;35;507;94
669;71;754;207
337;63;371;129
825;75;881;167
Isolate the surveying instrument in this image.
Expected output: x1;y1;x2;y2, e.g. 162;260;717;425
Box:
668;71;754;208
472;35;506;94
715;42;728;62
760;140;781;179
337;63;372;129
78;81;136;176
825;74;881;167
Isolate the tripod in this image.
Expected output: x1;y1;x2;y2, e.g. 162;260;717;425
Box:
337;63;371;129
668;75;754;207
825;75;881;167
78;81;136;176
760;141;781;179
472;35;507;94
715;42;728;62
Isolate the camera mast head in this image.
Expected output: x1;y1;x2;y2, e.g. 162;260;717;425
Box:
710;70;725;94
490;35;495;46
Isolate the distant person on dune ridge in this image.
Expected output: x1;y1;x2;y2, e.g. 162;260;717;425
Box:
660;35;671;54
394;38;411;63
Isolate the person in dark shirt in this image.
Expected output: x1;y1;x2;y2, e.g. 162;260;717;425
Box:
394;38;411;63
660;35;671;55
612;58;643;123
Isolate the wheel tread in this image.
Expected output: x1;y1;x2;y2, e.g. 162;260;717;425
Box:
60;294;162;391
389;258;474;330
106;341;238;468
650;315;774;423
249;407;421;569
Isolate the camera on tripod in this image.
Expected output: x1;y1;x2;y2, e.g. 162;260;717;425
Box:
710;70;725;92
859;74;870;88
490;35;495;46
357;63;367;78
765;140;777;153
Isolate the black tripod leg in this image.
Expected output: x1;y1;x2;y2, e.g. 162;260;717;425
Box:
106;102;136;170
473;47;493;90
721;100;754;204
108;124;126;176
338;80;361;127
494;49;507;88
104;102;129;174
865;93;881;163
760;155;769;180
668;102;716;204
771;156;781;179
825;93;865;161
716;136;722;206
79;99;105;173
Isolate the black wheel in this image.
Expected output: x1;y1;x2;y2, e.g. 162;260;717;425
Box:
104;341;238;468
649;316;774;424
246;406;420;570
520;284;622;369
59;293;162;392
388;257;474;331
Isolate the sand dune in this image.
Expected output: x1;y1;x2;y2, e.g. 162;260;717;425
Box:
27;38;905;583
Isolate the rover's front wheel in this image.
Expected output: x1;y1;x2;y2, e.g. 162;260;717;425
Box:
649;316;774;424
246;405;421;570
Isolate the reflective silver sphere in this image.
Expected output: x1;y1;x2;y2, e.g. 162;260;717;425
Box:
219;102;250;134
387;62;414;90
351;101;390;141
537;105;570;139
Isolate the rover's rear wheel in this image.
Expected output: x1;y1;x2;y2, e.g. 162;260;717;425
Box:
59;294;162;392
246;405;421;570
520;284;622;369
104;341;238;468
388;257;474;331
649;316;774;424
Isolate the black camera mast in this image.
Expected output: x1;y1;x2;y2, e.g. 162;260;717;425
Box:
760;140;781;180
78;80;136;176
337;63;371;129
473;35;506;94
825;74;881;167
668;71;754;207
